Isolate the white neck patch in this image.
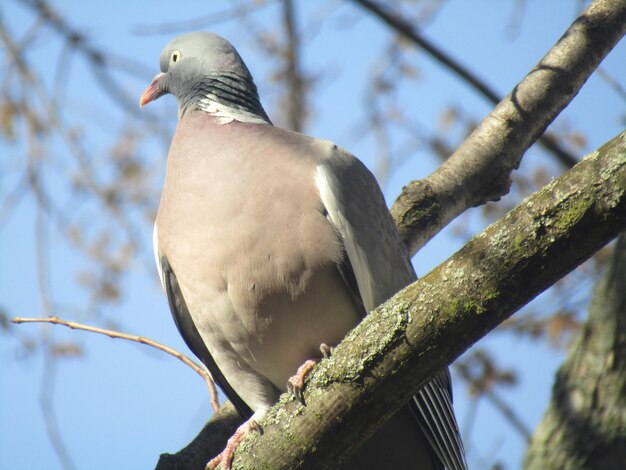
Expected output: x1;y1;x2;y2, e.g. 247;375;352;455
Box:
198;94;269;125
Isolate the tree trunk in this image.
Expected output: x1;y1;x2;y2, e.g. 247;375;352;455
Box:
524;233;626;469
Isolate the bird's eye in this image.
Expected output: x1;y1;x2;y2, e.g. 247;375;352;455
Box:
170;50;182;63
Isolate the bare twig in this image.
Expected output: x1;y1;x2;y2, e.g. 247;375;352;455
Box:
597;66;626;103
455;362;532;443
1;16;156;278
12;316;220;412
35;202;76;470
40;347;76;470
282;0;305;132
21;0;152;79
133;0;276;35
19;0;159;117
352;0;580;169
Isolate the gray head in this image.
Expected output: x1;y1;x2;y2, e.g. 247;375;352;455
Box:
140;32;270;123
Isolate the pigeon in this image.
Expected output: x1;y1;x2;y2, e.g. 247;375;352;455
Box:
140;31;467;470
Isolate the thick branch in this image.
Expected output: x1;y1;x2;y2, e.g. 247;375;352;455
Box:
387;0;626;256
523;233;626;469
229;132;626;468
156;402;241;470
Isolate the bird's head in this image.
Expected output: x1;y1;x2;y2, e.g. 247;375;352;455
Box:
140;32;269;123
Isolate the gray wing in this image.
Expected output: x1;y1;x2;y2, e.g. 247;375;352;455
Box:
153;222;253;419
159;255;253;419
316;146;467;470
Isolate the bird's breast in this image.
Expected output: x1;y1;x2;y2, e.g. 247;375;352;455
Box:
156;146;360;389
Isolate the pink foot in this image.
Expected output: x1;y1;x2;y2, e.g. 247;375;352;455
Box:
287;344;333;403
287;359;318;403
206;419;259;469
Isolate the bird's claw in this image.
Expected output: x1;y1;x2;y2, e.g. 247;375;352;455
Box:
287;359;318;405
287;344;332;404
206;419;259;469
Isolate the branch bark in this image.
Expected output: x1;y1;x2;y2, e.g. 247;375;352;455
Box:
156;402;241;470
157;132;626;469
523;233;626;469
387;0;626;256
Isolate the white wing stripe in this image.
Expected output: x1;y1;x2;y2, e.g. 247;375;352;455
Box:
315;165;376;311
153;222;165;291
316;159;467;469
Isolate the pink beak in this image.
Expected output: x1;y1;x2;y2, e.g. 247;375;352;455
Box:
139;73;166;108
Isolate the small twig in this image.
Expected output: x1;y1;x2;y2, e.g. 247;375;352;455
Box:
282;0;306;132
41;347;76;470
352;0;580;169
597;66;626;103
455;362;532;443
35;203;75;470
12;315;220;412
133;0;276;35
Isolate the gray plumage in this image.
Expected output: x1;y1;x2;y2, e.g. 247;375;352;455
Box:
144;32;467;469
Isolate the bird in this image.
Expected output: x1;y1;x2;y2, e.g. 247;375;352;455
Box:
140;32;467;470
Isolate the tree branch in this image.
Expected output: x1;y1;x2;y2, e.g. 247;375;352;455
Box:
387;0;626;256
156;402;242;470
353;0;579;169
229;131;626;468
12;316;220;412
281;0;306;133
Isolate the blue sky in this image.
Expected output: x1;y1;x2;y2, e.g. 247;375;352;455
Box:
2;1;625;469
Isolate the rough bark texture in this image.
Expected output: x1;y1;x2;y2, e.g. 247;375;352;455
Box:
523;233;626;470
212;133;624;469
389;0;626;256
155;402;241;470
